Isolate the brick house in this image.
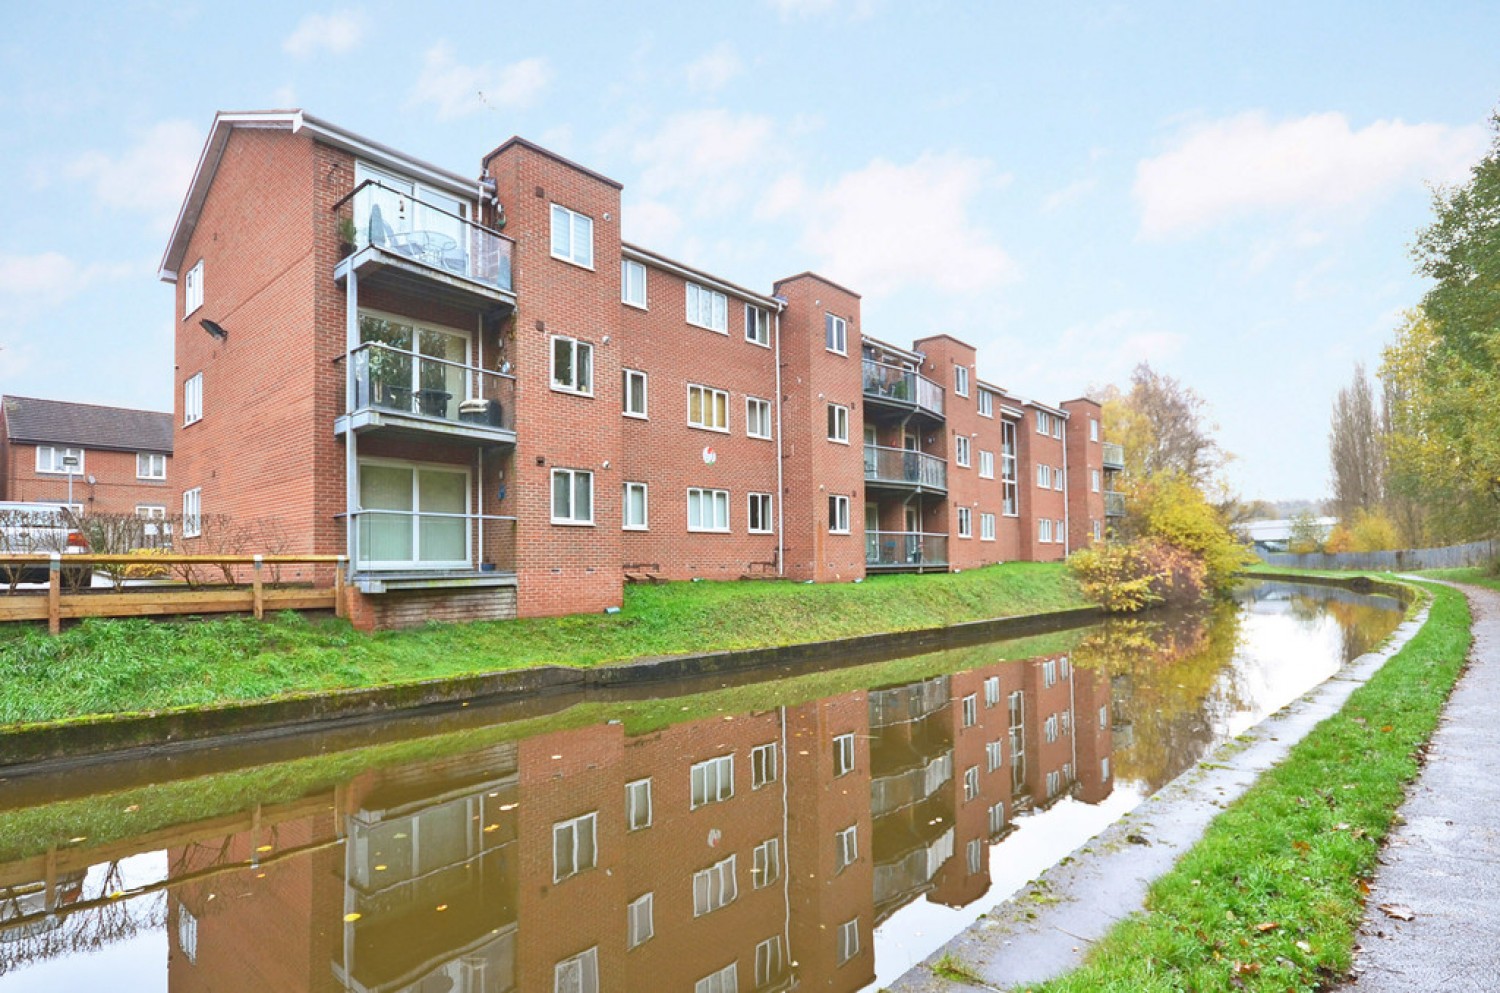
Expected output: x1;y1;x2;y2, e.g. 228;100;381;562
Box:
0;395;173;518
160;111;1119;628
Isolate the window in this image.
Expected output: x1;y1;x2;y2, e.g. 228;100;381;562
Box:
688;384;729;431
35;446;84;474
1090;419;1099;442
746;303;770;346
1054;468;1065;492
1099;704;1109;729
130;452;167;480
967;838;983;874
957;507;972;538
687;282;729;333
751;742;778;789
987;739;1003;772
623;369;648;418
688;488;730;532
835;824;858;872
824;313;847;354
183;258;204;318
622;482;648;531
626;778;652;830
1047;770;1062;797
755;936;783;988
1056;518;1066;541
136;504;167;520
1061;656;1070;678
1001;420;1018;516
1053;418;1063;439
622;259;647;308
837;918;859;966
696;963;737;993
357;461;470;568
1043;659;1058;686
1091;469;1101;493
1036;410;1051;435
1102;757;1111;780
555;947;599;993
962;693;978;728
551;336;594;395
1045;714;1059;743
550;204;594;268
177;905;198;963
1037;464;1051;488
747;492;773;534
551;468;594;525
182;487;201;539
964;765;979;801
979;450;994;479
693;855;738;916
1093;519;1103;541
184;372;203;426
978;389;993;417
1039;518;1053;543
828;494;850;534
1061;710;1072;734
746;397;772;439
826;403;849;443
628;893;654;948
691;754;734;808
753;837;780;888
553;812;597;882
984;675;1000;706
955;435;971;467
989;801;1006;835
955;364;970;397
833;732;855;776
981;513;996;541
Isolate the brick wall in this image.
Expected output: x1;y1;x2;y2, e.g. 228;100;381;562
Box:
346;585;517;631
1;443;172;515
1062;397;1105;551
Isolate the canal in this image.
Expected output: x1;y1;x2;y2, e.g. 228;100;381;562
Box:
0;579;1403;992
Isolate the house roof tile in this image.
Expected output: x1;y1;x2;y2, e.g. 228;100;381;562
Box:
2;396;173;454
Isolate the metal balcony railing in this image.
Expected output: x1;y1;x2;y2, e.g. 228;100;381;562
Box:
337;180;514;294
864;444;947;491
1104;490;1126;517
348;341;516;432
866;531;949;569
349;509;516;574
1101;442;1125;469
869;676;951;728
862;358;945;419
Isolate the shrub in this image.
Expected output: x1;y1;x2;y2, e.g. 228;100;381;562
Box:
1068;540;1209;612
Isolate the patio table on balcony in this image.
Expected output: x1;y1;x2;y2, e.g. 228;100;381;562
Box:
386;230;460;268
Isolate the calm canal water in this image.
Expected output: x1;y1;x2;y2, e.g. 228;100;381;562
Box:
0;579;1402;993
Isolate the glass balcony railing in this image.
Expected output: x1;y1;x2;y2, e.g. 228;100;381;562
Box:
337;180;514;294
864;444;947;491
1101;442;1125;469
347;341;516;433
865;531;949;569
862;358;944;419
1104;490;1126;517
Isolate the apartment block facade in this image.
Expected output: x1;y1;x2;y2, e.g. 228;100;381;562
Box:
160;111;1121;628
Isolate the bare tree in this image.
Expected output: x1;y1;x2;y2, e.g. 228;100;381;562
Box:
1103;363;1228;488
1328;364;1385;522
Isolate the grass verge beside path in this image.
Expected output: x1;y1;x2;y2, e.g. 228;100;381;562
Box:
0;562;1085;727
1028;581;1469;993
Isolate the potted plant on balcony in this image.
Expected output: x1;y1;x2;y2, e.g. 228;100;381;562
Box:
337;216;358;258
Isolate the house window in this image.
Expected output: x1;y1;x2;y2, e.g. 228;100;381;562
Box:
35;446;84;475
964;765;979;801
825;313;847;354
137;452;166;480
695;963;737;993
1102;757;1111;780
688;488;730;532
978;389;993;416
1037;464;1051;488
826;403;849;443
177;905;198;963
1062;710;1072;734
747;493;773;534
1036;410;1050;435
551;336;594;395
833;732;855;776
693;855;738;916
979;450;994;479
184;372;203;426
550;204;594;268
989;801;1006;835
358;461;470;567
626;778;652;830
981;512;996;541
755;936;783;988
836;918;860;966
182;487;202;539
746;397;772;439
551;468;594;525
1061;656;1070;678
1053;419;1063;439
955;435;971;467
623;369;648;418
753;837;780;888
987;739;1003;772
1090;419;1099;442
688;384;729;431
1093;519;1103;541
1001;420;1018;516
957;507;972;538
955;365;970;397
686;282;729;333
627;893;654;948
1043;659;1058;686
553;811;597;882
1048;770;1062;797
984;675;1000;706
183;259;203;318
1056;518;1066;541
962;693;977;728
622;259;647;308
1054;468;1065;492
1099;704;1109;729
746;303;770;346
554;947;599;993
751;742;778;789
622;482;648;531
691;754;734;808
1092;469;1101;492
1045;713;1059;743
834;824;858;872
136;504;167;520
967;838;983;874
828;494;850;534
1039;518;1053;543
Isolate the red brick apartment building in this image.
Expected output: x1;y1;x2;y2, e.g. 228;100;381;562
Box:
0;395;173;517
160;111;1123;627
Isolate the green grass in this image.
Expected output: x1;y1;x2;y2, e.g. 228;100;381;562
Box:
1026;581;1470;993
1417;565;1500;591
0;562;1087;727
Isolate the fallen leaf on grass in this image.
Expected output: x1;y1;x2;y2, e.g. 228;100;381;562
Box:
1232;960;1261;975
1379;903;1416;921
1292;840;1311;853
1254;921;1280;933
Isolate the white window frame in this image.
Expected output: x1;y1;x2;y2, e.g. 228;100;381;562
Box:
828;494;850;534
1090;419;1099;442
627;892;654;948
954;364;970;397
981;512;996;541
136;452;166;480
693;854;738;916
836;918;859;966
962;693;978;728
551;468;595;526
554;947;599;993
963;765;980;801
979;450;994;479
550;336;594;396
688;384;730;433
136;504;167;520
957;507;972;539
989;801;1006;835
182;487;202;539
1054;468;1065;492
1053;419;1063;439
695;962;738;993
622;481;648;531
1036;410;1050;435
1043;659;1058;686
1102;757;1111;780
626;778;652;830
622;258;647;309
833;732;855;777
955;435;971;468
550;203;594;269
688;487;730;533
984;675;1000;706
824;313;847;355
1045;714;1059;743
183;259;204;318
184;372;203;426
686;282;729;333
978;389;993;417
1092;468;1101;492
623;368;648;419
553;811;598;882
356;458;472;570
826;403;849;444
1100;704;1110;729
834;824;858;872
1056;518;1066;541
751;742;778;789
691;754;734;808
986;739;1003;772
178;904;198;963
755;936;783;988
1037;463;1051;488
745;397;772;440
1039;518;1053;543
752;837;780;889
745;303;770;347
35;446;84;475
967;837;983;874
747;492;773;534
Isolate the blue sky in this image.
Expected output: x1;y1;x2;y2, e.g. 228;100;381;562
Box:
2;2;1496;501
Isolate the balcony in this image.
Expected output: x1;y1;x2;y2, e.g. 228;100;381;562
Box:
862;358;945;420
1104;490;1126;518
334;180;515;315
869;676;951;728
864;444;947;492
346;508;517;593
871;751;953;818
336;342;517;445
866;531;949;572
1102;442;1125;470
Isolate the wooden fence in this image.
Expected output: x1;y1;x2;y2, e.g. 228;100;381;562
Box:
0;554;347;634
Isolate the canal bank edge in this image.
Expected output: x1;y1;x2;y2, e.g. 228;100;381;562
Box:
0;604;1105;774
887;572;1427;993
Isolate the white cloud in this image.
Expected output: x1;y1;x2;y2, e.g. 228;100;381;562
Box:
282;10;365;59
630;109;778;214
1135;111;1485;238
686;44;743;92
66;120;203;229
409;44;550;121
622;199;684;246
1040;176;1098;213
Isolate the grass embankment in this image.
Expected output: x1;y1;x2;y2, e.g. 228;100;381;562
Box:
1024;581;1470;993
0;562;1085;727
